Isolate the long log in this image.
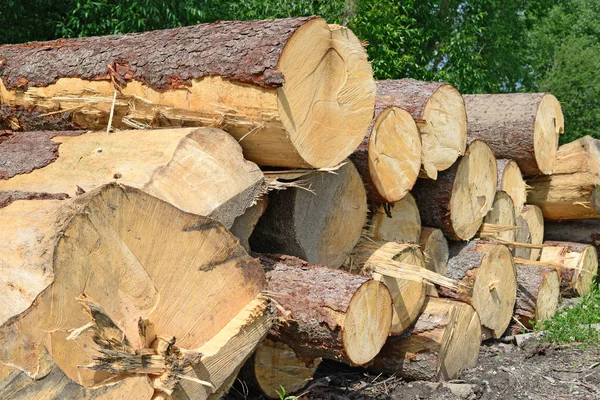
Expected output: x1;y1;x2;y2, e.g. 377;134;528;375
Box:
440;242;516;339
539;241;598;297
521;205;544;260
0;17;376;168
260;254;393;366
0;184;270;399
249;161;367;268
349;79;421;203
497;159;527;215
464;93;564;175
376;79;467;179
0;127;264;228
412;140;497;240
478;191;516;243
420;227;449;275
370;298;481;381
528;136;600;220
514;264;560;327
365;193;422;243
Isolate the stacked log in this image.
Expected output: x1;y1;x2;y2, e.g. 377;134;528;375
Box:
478;191;516;243
520;205;545;260
365;193;422;243
514;264;560;327
420;227;449;275
539;241;598;297
496;159;527;215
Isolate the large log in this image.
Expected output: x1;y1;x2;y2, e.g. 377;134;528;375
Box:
370;298;481;381
249;161;367;268
478;191;516;243
260;254;393;366
540;241;598;297
420;227;449;275
365;192;422;243
376;79;467;179
349;79;421;203
0;184;270;399
497;159;527;215
521;205;544;260
528;136;600;220
440;242;516;338
514;264;560;327
0;127;264;228
0;17;376;168
412;140;497;240
464;93;564;175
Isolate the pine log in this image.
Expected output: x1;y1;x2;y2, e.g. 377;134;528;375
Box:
514;264;560;327
249;161;367;268
513;215;533;260
376;79;467;179
242;339;322;399
229;196;268;251
540;241;598;297
412;140;497;240
440;242;517;338
478;191;516;243
497;159;527;215
0;18;376;168
260;254;393;366
420;227;449;275
365;193;422;243
346;240;428;334
464;93;564;175
528;136;600;220
370;298;481;381
521;205;544;260
0;184;270;399
349;79;421;203
0;127;264;228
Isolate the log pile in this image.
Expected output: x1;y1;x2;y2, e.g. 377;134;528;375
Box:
0;15;597;400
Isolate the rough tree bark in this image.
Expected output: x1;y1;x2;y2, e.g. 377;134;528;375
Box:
514;264;560;328
540;241;598;297
365;193;422;243
544;219;600;251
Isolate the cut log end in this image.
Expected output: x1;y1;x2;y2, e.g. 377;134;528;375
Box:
541;242;598;297
497;159;526;215
515;264;560;327
534;94;564;175
479;191;516;243
420;227;449;275
521;205;544;261
367;193;422;243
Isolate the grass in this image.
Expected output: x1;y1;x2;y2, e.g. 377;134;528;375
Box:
535;284;600;346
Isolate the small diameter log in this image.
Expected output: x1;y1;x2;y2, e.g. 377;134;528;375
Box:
540;241;598;297
0;18;376;168
346;240;428;334
478;191;516;243
513;215;532;260
412;140;497;241
261;254;393;366
0;128;264;228
497;159;527;215
370;298;481;381
250;161;367;268
440;242;517;338
464;93;564;175
420;227;449;275
521;205;544;261
349;81;421;203
376;79;467;179
0;184;268;399
365;192;422;243
242;339;322;399
514;264;560;327
528;136;600;220
229;196;268;251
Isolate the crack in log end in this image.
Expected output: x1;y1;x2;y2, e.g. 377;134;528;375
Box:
0;190;69;209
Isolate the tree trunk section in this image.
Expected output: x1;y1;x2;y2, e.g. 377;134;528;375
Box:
0;18;376;169
370;298;481;381
544;219;600;252
464;93;564;175
260;254;393;366
528;136;600;220
540;241;598;297
513;215;533;260
229;196;268;251
521;205;544;260
514;264;560;328
478;191;516;243
0;184;268;399
420;227;449;275
0;127;264;229
376;79;467;179
440;242;516;338
365;193;422;243
249;161;367;268
412;140;497;240
497;159;527;215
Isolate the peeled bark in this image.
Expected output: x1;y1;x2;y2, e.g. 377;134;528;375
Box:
0;184;269;399
365;193;422;243
412;140;497;240
376;79;467;179
260;254;393;366
370;298;481;381
528;136;600;220
440;242;517;339
540;241;598;297
521;205;544;261
478;191;516;243
0;127;264;229
250;161;367;268
420;227;449;275
497;159;527;215
229;196;268;251
0;18;376;168
514;264;560;327
464;93;564;175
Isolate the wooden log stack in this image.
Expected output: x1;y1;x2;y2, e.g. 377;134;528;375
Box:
0;15;597;400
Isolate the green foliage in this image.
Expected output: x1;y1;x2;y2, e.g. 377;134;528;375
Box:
536;285;600;346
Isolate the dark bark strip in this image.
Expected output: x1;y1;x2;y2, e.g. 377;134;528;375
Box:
0;190;69;209
0;105;84;131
